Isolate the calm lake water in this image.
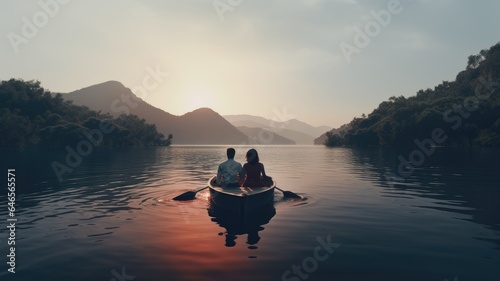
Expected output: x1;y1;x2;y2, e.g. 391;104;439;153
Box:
1;145;499;281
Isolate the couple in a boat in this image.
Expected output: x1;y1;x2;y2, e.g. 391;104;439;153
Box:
216;148;271;188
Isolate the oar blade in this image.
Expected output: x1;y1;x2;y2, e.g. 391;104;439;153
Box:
282;190;301;199
275;186;302;199
172;186;209;201
172;191;197;201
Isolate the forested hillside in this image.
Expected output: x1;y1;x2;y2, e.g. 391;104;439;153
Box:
0;79;172;147
326;42;500;147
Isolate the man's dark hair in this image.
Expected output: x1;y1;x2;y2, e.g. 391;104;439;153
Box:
227;148;236;159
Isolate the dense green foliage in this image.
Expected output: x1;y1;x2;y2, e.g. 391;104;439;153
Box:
0;79;172;147
326;42;500;147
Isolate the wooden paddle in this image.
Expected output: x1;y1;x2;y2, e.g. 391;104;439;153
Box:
275;186;301;199
172;186;209;201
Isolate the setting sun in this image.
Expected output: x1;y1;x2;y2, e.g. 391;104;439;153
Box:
184;89;217;112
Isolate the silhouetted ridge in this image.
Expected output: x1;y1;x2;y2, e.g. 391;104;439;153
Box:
64;85;248;144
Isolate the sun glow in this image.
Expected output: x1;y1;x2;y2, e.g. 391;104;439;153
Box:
184;89;217;111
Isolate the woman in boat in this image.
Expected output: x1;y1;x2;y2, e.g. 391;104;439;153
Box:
240;148;271;187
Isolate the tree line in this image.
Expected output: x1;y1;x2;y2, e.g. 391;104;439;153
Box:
326;42;500;147
0;79;172;147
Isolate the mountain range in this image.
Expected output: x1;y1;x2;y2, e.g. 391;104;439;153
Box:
236;126;296;145
63;81;329;144
64;81;247;144
224;114;331;145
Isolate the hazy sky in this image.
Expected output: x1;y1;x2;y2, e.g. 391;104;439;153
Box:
1;0;499;127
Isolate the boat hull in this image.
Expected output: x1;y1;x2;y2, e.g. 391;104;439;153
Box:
208;176;275;216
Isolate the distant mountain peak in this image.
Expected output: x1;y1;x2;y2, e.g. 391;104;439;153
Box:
183;107;221;118
98;80;124;86
224;114;332;144
189;107;216;114
75;80;127;92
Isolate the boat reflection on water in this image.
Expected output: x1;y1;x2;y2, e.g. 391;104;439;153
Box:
208;200;276;248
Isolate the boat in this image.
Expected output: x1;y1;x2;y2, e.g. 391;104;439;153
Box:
208;175;276;216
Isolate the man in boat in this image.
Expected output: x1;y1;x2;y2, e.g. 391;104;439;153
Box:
216;148;243;188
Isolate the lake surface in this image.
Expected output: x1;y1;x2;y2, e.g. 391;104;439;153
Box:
0;145;499;281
